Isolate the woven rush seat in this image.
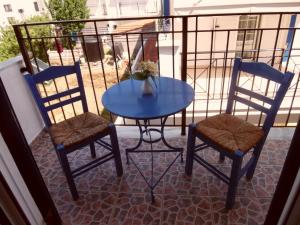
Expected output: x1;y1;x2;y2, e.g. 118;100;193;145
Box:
49;112;110;148
196;114;264;153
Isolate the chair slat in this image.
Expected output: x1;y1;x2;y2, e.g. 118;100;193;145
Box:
235;87;274;105
239;62;285;83
32;65;77;83
42;87;81;103
45;96;82;111
233;95;269;114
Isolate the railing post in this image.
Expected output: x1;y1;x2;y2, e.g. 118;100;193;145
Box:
13;25;34;74
181;16;188;135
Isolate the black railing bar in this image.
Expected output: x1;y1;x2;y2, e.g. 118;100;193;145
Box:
38;40;61;122
125;33;132;75
284;30;296;73
192;17;198;123
12;12;300;26
156;33;161;76
233;29;247;116
283;29;297;125
94;21;108;90
24;25;39;72
186;55;283;62
141;33;145;61
285;72;300;126
41;39;51;66
20;26;300;40
213;59;218;99
55;37;78;118
172;17;176;125
271;14;283;66
67;37;76;63
21;31;184;40
80;35;101;115
227;58;233;94
186;27;300;33
66;36;78;116
110;34;120;83
220;32;230;114
110;34;125;124
206;30;214;119
258;14;283;125
246;29;264;121
187;48;285;55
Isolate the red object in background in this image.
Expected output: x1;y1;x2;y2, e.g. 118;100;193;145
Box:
55;39;63;53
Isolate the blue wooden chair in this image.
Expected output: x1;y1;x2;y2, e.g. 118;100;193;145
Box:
24;62;123;200
185;58;294;209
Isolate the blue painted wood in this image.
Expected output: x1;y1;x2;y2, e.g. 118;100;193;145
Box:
235;86;274;105
31;64;77;83
45;96;82;111
74;62;88;112
102;77;195;120
42;87;80;103
24;61;87;127
226;58;241;114
233;95;269;114
239;61;285;83
24;62;124;200
186;58;295;209
24;73;52;127
163;0;170;16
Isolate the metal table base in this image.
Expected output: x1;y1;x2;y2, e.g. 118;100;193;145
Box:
125;116;183;203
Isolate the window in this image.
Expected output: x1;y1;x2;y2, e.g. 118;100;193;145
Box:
236;15;260;58
102;3;107;15
33;2;39;11
3;4;12;12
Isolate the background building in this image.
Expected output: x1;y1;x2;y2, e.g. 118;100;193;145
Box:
0;0;47;27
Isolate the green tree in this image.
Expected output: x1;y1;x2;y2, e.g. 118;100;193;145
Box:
0;15;52;62
46;0;89;34
0;26;20;62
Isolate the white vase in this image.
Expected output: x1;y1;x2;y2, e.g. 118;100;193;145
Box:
142;77;154;95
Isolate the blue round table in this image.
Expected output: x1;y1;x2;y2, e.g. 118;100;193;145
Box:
102;77;194;120
102;77;194;201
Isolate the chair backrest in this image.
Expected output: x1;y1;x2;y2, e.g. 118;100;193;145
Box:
227;58;294;135
24;62;88;128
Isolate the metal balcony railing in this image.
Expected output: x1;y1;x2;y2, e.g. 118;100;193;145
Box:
13;12;300;134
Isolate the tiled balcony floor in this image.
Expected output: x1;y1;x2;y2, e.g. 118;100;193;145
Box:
30;130;291;225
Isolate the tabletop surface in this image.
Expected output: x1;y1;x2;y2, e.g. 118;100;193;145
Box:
102;77;195;120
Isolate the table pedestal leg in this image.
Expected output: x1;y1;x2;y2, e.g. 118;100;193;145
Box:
125;116;183;203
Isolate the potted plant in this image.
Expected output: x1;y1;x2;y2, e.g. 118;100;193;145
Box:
132;61;158;95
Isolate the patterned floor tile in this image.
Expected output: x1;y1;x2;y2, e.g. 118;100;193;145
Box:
29;131;290;225
161;195;213;225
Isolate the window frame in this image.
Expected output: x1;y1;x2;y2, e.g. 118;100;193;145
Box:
3;4;12;12
33;1;39;12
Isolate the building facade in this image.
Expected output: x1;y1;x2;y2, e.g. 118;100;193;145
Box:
0;0;47;27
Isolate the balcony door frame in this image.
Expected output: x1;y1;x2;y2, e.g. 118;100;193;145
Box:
0;79;61;225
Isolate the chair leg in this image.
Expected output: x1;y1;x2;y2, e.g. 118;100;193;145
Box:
58;151;79;200
109;124;123;176
226;153;243;209
246;144;263;180
90;142;96;158
185;124;196;176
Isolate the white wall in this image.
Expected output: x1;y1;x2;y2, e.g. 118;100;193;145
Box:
0;0;47;27
88;0;161;18
0;56;44;143
0;134;44;225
